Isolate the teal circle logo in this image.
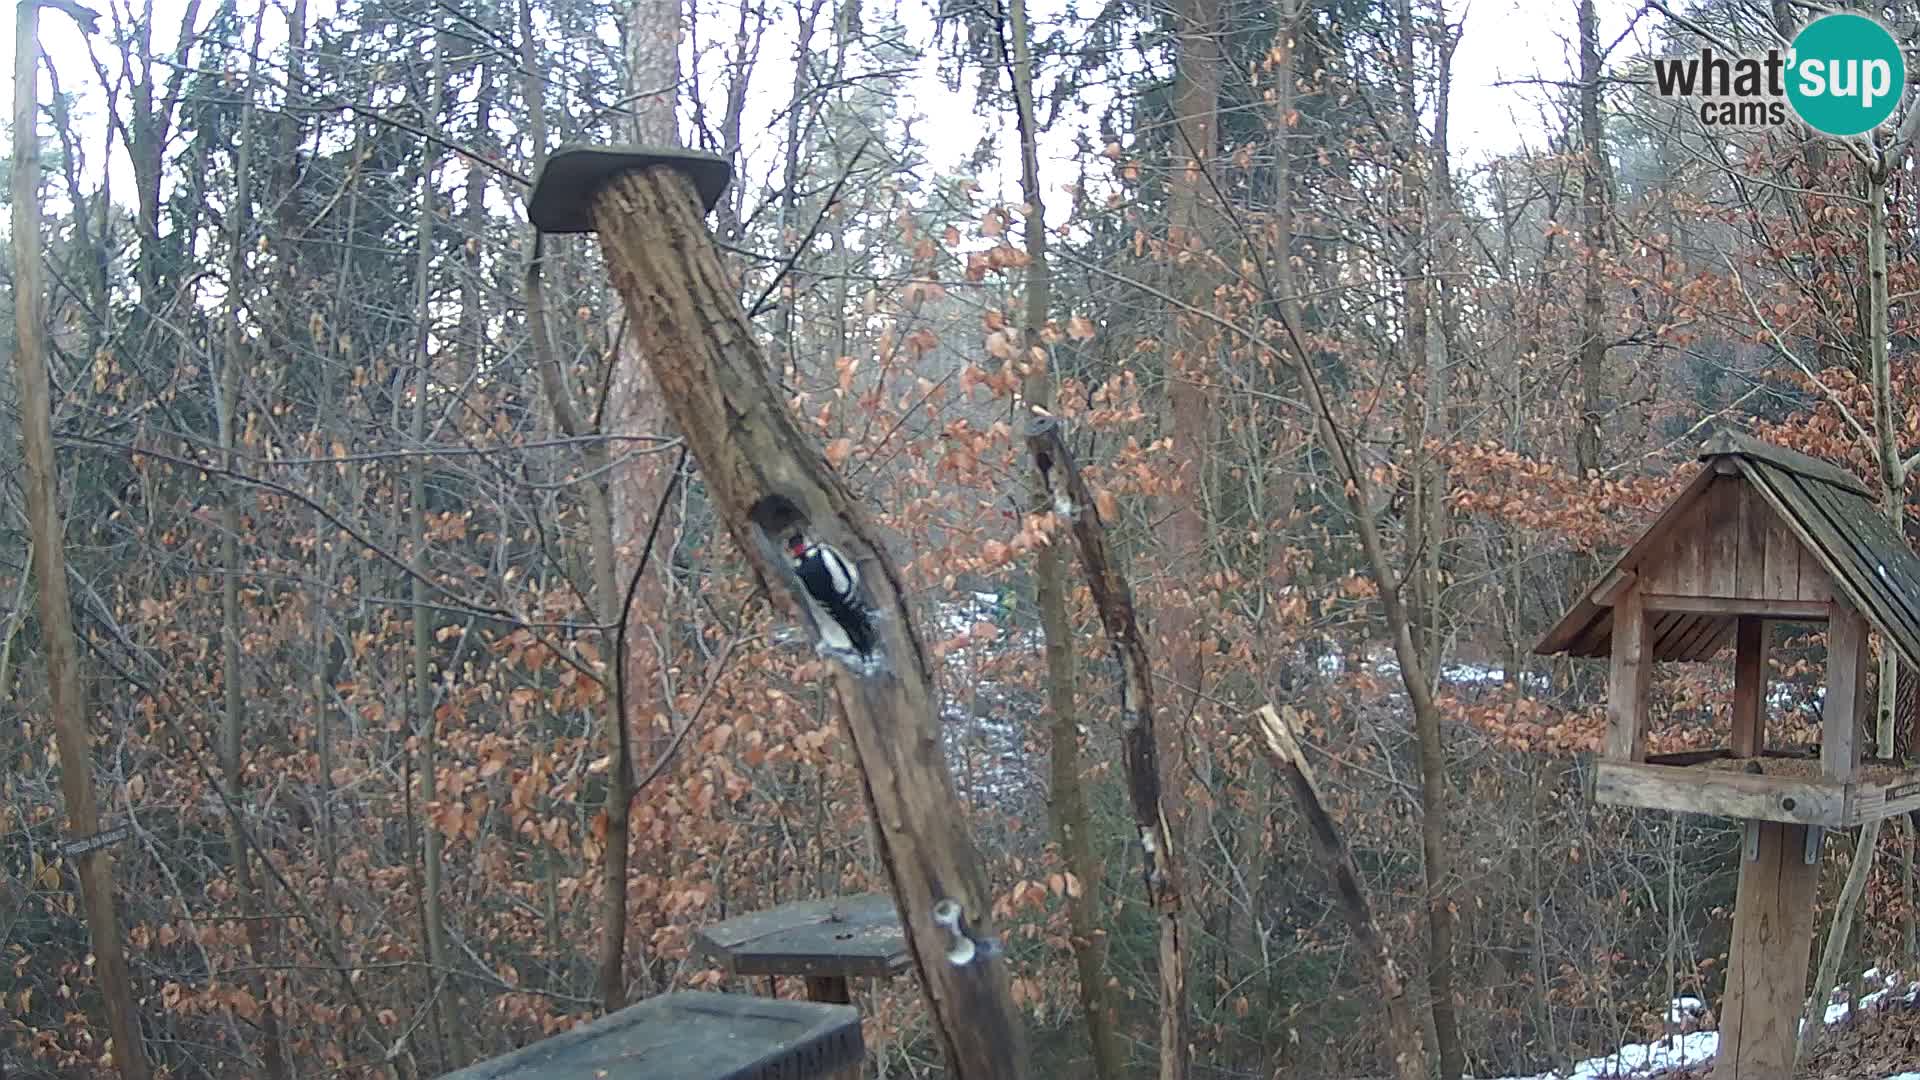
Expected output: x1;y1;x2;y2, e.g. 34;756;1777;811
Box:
1787;13;1906;137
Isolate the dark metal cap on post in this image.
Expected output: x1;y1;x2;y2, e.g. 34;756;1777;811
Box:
526;144;733;233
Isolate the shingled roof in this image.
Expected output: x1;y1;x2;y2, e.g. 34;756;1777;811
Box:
1535;431;1920;669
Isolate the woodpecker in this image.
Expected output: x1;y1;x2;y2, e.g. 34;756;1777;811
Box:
787;534;877;658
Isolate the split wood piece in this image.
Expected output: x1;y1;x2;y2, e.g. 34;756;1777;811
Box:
1252;705;1428;1080
1713;822;1818;1080
1024;415;1189;1071
534;148;1030;1079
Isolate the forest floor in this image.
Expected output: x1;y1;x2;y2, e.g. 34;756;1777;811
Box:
1627;990;1920;1079
1483;974;1920;1078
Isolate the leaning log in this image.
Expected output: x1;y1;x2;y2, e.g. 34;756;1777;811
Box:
1025;414;1190;1074
1253;705;1428;1080
528;147;1030;1079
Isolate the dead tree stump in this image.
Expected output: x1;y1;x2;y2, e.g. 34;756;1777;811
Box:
529;146;1030;1080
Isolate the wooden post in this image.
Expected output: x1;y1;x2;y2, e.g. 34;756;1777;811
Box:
1607;588;1652;761
1714;821;1819;1080
804;976;852;1005
531;149;1030;1079
1824;599;1869;782
1731;616;1767;758
805;978;860;1080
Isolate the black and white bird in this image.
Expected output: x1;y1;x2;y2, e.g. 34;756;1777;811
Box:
787;534;877;658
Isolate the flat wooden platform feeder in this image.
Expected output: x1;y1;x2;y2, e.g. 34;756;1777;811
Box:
1536;432;1920;1080
1596;750;1920;826
694;893;910;1003
435;991;862;1080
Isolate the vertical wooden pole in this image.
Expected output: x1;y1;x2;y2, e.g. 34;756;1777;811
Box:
1714;821;1819;1080
1824;600;1869;782
1731;616;1767;758
803;977;860;1080
804;976;852;1005
1607;588;1652;761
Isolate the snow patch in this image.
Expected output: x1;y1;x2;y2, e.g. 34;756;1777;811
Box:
1485;977;1920;1080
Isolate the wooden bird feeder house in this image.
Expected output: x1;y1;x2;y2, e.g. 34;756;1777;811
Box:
1537;431;1920;1079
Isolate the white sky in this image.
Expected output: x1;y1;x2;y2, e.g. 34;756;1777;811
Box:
0;0;1642;232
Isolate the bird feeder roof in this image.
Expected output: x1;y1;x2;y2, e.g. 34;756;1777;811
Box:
1535;431;1920;669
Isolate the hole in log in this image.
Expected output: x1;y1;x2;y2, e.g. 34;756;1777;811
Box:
749;494;807;536
1781;796;1797;811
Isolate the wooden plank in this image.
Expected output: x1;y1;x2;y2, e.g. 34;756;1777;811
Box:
1664;491;1711;596
1737;481;1771;599
1700;431;1873;497
1713;822;1820;1080
1693;621;1736;661
1732;616;1768;758
1762;508;1802;602
1706;478;1740;597
1802;478;1920;648
1647;748;1734;767
1651;611;1700;658
694;894;911;980
1640;595;1828;620
1592;761;1848;825
437;991;865;1080
1851;774;1920;824
1569;608;1614;657
1823;599;1869;782
1669;613;1727;660
1590;568;1636;607
1607;590;1653;762
1797;551;1834;603
1789;476;1920;651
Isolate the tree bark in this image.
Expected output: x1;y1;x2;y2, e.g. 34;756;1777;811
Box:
597;0;688;1004
1026;417;1190;1080
1163;0;1219;1070
408;25;464;1067
11;3;152;1075
1002;3;1123;1074
218;31;289;1079
581;162;1032;1079
1574;0;1609;480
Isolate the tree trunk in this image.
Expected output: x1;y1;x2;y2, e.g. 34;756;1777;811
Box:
408;26;464;1067
596;0;688;1005
219;34;289;1079
1003;2;1123;1074
1574;0;1609;481
578;160;1033;1078
1163;0;1219;1069
516;0;642;1012
10;5;152;1076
